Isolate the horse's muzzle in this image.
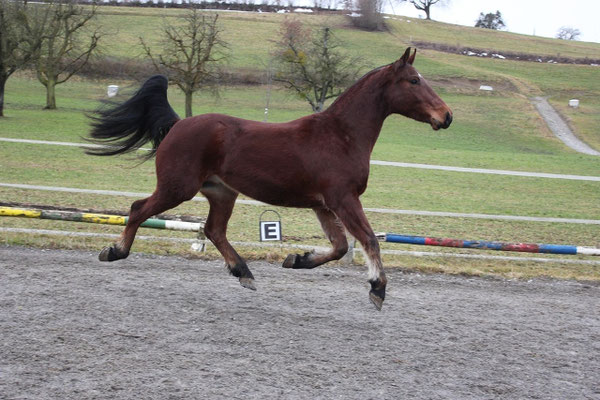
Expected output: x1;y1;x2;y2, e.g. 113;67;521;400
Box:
431;111;453;130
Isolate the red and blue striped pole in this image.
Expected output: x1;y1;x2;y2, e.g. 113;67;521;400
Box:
380;233;600;256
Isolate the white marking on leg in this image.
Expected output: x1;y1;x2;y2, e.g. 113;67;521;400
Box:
362;249;382;281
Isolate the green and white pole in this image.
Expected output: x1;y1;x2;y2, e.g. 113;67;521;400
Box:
0;207;203;232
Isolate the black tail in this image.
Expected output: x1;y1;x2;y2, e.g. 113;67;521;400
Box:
86;75;180;159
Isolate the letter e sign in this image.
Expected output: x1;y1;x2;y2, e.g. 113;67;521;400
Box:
260;221;281;241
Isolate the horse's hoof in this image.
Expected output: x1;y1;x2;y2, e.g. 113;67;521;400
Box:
369;291;384;311
98;246;115;262
239;277;256;291
282;254;296;268
282;252;314;269
98;246;126;262
369;279;386;311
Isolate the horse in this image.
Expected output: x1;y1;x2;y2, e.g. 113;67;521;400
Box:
86;47;452;310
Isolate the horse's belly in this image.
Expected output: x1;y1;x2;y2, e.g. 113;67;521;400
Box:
220;174;323;209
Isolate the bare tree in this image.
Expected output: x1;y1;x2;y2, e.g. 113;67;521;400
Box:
408;0;447;20
272;18;363;112
474;10;505;30
140;10;228;118
341;0;353;10
0;0;49;116
556;26;581;41
36;0;100;110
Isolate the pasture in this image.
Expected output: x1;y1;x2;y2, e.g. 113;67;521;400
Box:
1;6;599;280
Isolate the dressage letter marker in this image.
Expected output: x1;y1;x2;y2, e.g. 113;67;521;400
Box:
260;221;281;241
259;210;282;242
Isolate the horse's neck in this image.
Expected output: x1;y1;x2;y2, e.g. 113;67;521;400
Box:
325;72;389;152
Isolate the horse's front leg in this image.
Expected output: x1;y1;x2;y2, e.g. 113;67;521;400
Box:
283;207;349;269
331;196;387;310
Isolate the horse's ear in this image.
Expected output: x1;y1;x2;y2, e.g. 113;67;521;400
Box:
393;47;412;71
408;48;416;65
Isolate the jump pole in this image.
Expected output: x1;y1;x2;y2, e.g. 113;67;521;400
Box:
0;207;203;232
379;233;600;256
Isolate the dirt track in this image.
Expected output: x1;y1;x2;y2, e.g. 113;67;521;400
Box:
1;245;599;399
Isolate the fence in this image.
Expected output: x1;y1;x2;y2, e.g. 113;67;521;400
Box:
2;206;600;265
380;233;600;256
0;206;203;233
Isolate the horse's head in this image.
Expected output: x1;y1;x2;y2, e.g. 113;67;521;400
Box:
384;48;452;130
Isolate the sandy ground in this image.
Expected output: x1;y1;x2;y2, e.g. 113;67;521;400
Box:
1;245;599;399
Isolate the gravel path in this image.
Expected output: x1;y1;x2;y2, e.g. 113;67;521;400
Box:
531;96;600;156
1;246;599;399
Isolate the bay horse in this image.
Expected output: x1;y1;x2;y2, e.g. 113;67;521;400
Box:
87;47;452;310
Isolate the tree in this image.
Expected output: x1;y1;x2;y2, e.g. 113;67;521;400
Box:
0;0;49;117
36;1;100;110
140;10;228;118
474;10;505;30
408;0;447;21
272;18;363;112
352;0;385;31
556;26;581;41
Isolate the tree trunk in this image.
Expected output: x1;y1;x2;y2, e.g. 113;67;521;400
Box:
0;76;6;117
44;77;57;109
185;91;193;118
424;4;431;19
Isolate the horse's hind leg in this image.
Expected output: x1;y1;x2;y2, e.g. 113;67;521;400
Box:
200;179;255;290
98;180;200;262
283;207;349;269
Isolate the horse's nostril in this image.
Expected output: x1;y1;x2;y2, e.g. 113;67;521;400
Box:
445;112;453;126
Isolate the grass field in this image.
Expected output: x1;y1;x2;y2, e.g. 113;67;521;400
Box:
1;6;599;280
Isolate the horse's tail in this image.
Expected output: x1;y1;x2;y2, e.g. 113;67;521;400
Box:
85;75;180;159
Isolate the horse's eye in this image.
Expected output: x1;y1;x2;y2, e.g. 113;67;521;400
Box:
410;78;419;85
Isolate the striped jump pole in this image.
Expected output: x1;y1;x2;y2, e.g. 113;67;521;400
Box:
379;233;600;256
0;207;203;232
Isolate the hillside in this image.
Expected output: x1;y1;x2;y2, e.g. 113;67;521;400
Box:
89;7;600;150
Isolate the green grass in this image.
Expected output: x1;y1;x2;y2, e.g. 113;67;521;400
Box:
2;138;597;220
82;6;600;144
1;7;599;280
92;7;600;65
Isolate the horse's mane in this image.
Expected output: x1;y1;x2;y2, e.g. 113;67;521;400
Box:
326;64;389;112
